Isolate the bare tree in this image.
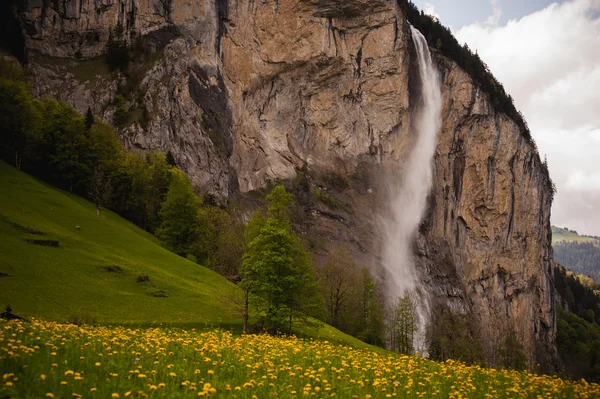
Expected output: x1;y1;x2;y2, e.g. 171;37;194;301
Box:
389;291;417;355
219;286;252;334
89;167;112;217
317;247;360;328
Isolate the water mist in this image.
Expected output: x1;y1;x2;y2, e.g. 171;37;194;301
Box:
381;26;442;351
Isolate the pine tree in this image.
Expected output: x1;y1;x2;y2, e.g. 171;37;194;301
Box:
85;107;94;131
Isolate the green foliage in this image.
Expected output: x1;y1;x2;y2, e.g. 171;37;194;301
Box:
553;263;600;380
426;309;485;365
246;209;266;245
38;99;91;192
241;186;323;334
155;170;201;256
266;184;294;222
323;172;350;191
88;167;112;215
554;264;600;324
0;161;239;325
192;205;246;275
113;94;128;126
314;188;353;213
317;247;360;328
552;225;598;244
84;107;94;131
357;269;386;347
389;293;417;355
497;330;527;371
557;308;600;382
0;78;42;170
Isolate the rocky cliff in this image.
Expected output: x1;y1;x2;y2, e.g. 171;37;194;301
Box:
12;0;555;364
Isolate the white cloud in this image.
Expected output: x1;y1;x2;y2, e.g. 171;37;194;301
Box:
423;3;440;20
567;171;600;191
456;0;600;235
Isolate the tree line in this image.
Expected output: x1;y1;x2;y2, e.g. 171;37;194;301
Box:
554;241;600;284
554;264;600;382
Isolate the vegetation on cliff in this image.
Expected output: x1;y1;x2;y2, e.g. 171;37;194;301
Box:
555;264;600;382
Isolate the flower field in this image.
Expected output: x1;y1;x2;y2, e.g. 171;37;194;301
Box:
0;320;598;398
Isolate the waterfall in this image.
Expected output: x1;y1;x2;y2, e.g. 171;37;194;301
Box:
382;25;442;351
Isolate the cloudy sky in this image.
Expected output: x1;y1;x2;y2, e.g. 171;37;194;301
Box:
413;0;600;236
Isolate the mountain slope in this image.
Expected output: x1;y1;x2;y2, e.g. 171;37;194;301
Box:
0;162;373;349
552;226;597;244
0;161;240;325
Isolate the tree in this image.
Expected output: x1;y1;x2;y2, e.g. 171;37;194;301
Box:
426;308;485;365
266;184;294;222
193;206;246;275
89;167;112;217
240;185;322;334
165;151;177;167
39;99;91;192
113;94;128;126
246;209;266;244
155;170;201;255
145;152;172;232
498;330;527;370
317;247;360;328
111;152;151;227
0;79;41;170
389;292;417;355
241;217;319;334
85;107;94;131
106;24;130;73
357;268;386;346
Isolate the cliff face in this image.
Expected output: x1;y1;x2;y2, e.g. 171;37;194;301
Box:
16;0;555;363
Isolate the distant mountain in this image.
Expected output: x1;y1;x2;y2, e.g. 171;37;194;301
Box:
552;226;600;283
552;226;599;244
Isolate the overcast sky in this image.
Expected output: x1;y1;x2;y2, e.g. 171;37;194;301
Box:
413;0;600;236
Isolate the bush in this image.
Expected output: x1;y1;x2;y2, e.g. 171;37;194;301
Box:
323;172;350;191
103;265;123;273
136;273;149;283
67;314;96;326
113;94;128;126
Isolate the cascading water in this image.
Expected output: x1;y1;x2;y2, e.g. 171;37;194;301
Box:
382;25;442;351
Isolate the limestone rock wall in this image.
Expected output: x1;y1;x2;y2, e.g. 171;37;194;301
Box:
15;0;555;363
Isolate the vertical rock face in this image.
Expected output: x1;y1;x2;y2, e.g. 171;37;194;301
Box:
16;0;555;362
421;57;555;363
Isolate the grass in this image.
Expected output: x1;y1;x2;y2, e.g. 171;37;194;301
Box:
0;162;371;349
552;226;597;244
31;54;112;89
1;319;599;399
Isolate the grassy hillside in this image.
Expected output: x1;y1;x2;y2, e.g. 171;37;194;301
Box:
0;162;370;349
552;226;597;244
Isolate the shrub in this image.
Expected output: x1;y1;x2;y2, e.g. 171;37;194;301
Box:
67;314;96;326
113;94;128;126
